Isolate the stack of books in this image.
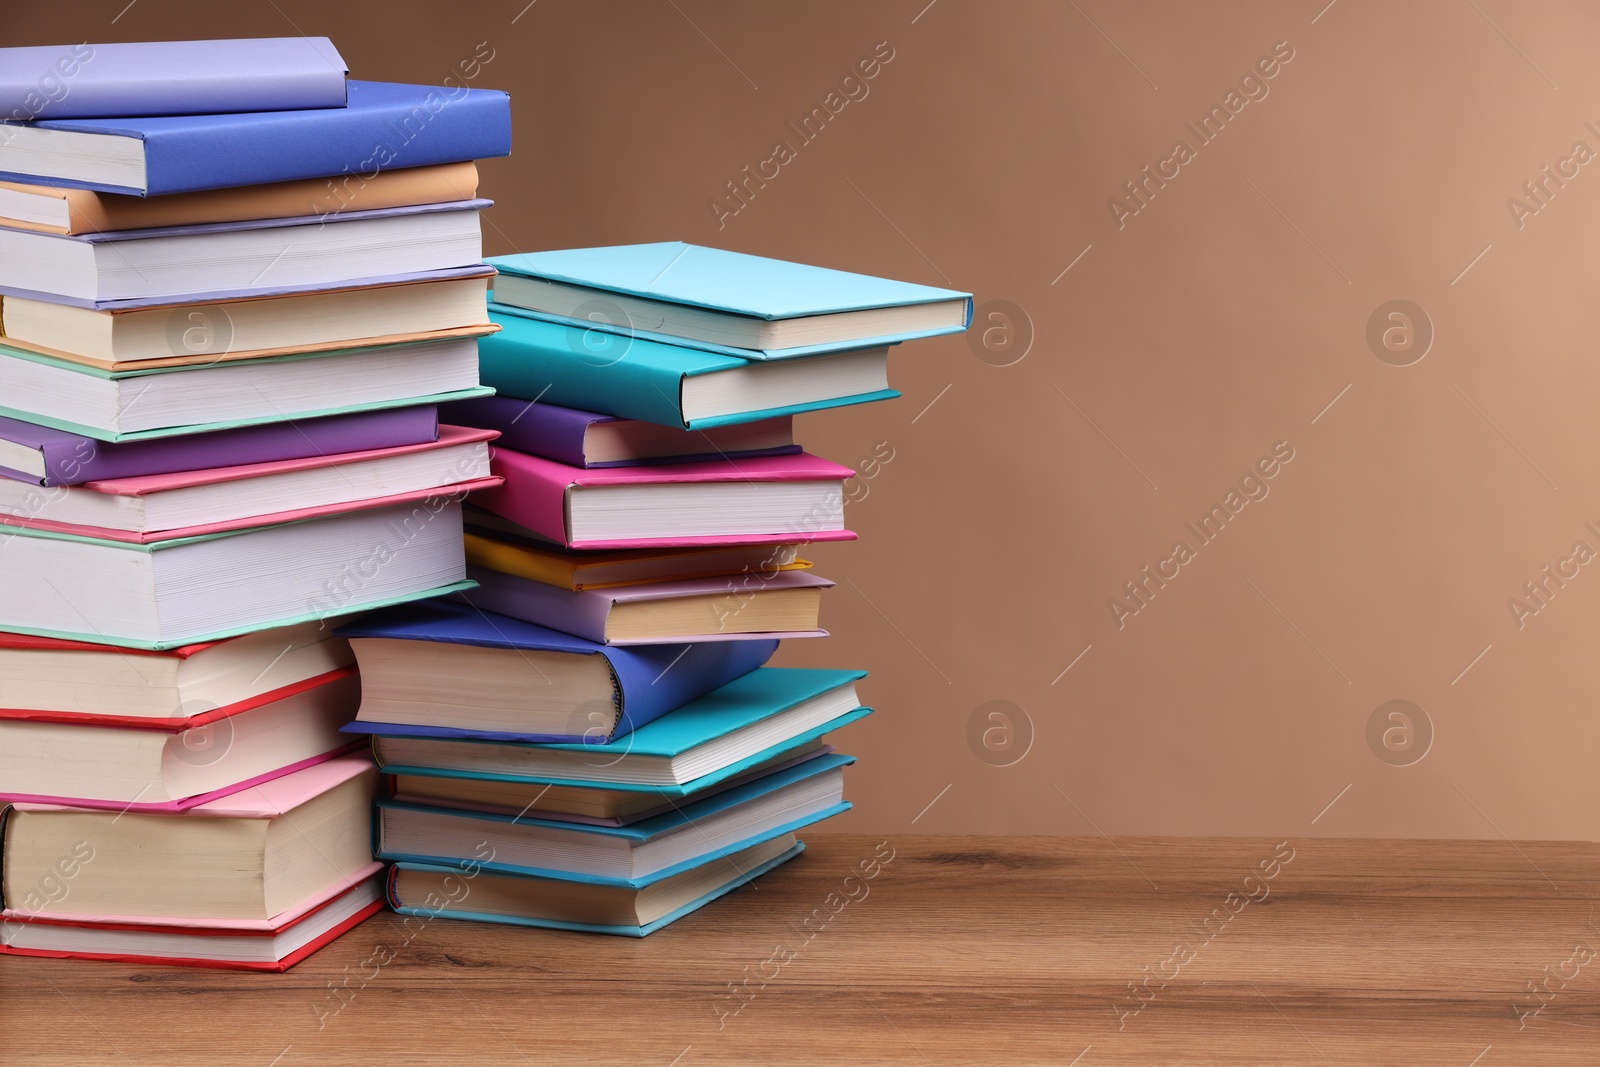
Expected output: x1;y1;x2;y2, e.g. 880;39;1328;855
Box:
0;37;511;969
343;242;971;935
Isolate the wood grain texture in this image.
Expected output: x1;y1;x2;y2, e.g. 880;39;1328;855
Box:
3;835;1598;1065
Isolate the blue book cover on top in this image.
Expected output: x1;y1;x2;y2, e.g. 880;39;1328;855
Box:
338;599;777;742
487;242;972;360
492;242;969;319
0;80;511;196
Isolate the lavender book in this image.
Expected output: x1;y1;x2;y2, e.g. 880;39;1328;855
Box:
0;406;439;487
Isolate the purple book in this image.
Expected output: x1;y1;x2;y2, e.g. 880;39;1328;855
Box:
440;394;799;469
0;39;348;121
0;405;439;487
458;564;832;645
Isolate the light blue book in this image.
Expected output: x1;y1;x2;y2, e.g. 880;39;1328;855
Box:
387;835;806;937
488;241;971;360
371;666;869;795
375;750;853;884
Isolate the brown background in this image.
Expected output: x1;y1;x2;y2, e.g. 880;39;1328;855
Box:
14;1;1600;839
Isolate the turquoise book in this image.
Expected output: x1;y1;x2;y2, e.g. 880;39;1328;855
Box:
370;666;869;796
478;311;899;430
375;751;854;884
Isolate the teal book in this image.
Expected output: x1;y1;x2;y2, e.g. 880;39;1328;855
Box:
386;835;806;937
487;241;971;360
370;666;870;795
374;751;853;884
479;310;899;430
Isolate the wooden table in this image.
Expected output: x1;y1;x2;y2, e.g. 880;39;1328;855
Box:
3;835;1597;1065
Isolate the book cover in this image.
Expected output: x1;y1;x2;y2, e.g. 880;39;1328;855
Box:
0;405;440;487
337;599;777;742
0;80;512;196
458;565;832;644
375;753;854;882
487;241;972;358
0;39;348;120
0;665;356;729
386;839;805;937
463;532;812;592
478;311;901;430
0;161;479;236
0;875;385;972
376;705;872;797
0;475;501;544
441;394;802;468
470;446;857;550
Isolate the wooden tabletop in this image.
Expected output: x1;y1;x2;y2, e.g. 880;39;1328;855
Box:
3;835;1597;1065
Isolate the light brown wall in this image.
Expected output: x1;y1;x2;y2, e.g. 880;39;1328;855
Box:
19;1;1600;838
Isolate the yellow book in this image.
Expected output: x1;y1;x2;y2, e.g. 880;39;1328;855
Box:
464;532;810;591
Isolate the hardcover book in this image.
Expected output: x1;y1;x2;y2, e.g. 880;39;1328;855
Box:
0;335;491;441
0;161;478;236
0;620;352;722
375;752;852;884
0;80;512;196
487;241;972;359
458;565;832;644
0;672;361;809
0;875;385;972
370;666;869;792
0;405;439;487
440;394;798;468
0;499;474;649
470;446;856;550
338;599;777;742
387;834;804;937
0;425;496;540
0;757;378;922
0;270;495;370
464;530;808;591
479;311;897;429
0;199;487;306
0;38;348;120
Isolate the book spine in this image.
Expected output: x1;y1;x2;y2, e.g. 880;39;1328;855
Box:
478;325;690;429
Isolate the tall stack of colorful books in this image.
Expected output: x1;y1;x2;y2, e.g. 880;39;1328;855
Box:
0;37;511;969
343;243;971;935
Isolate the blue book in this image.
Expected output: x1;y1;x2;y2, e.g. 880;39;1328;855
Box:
338;599;777;743
0;39;348;120
387;835;806;937
488;241;972;360
0;80;511;196
371;666;870;794
375;751;853;885
479;310;900;430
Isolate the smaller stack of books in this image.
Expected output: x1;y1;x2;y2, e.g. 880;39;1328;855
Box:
342;242;970;935
0;36;511;969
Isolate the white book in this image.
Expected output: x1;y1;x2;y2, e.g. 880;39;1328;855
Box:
0;204;483;304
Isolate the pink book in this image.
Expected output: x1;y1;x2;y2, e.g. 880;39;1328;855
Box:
0;866;385;933
2;747;370;814
471;447;859;550
0;426;500;543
